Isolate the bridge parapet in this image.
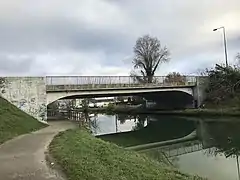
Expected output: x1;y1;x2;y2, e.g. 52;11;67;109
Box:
46;76;197;91
140;140;203;157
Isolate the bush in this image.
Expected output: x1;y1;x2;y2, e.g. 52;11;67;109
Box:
205;64;240;107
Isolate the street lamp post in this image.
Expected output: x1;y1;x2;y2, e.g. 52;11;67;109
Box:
213;26;229;67
236;154;240;180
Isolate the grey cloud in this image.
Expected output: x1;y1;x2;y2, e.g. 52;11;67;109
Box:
228;35;240;50
0;0;239;76
0;19;133;54
0;54;34;75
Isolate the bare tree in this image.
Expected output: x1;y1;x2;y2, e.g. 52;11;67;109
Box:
131;35;170;83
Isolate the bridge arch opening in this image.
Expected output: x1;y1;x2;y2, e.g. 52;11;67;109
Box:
47;89;194;110
142;90;194;109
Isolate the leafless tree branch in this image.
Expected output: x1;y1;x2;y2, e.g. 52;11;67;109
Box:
131;34;170;83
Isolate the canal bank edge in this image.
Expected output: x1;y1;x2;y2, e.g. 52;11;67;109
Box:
45;149;68;180
71;107;240;118
137;109;240;117
48;128;207;180
126;130;197;151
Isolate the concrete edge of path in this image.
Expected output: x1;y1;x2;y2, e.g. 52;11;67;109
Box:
39;121;78;180
43;126;75;180
44;145;68;180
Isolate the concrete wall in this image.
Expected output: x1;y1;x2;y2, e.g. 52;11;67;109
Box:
0;77;47;122
193;76;209;107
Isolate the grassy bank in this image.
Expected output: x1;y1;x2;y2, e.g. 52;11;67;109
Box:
0;97;47;144
49;129;206;180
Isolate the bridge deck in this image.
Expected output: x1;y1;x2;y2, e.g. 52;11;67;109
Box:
46;83;196;92
46;76;197;92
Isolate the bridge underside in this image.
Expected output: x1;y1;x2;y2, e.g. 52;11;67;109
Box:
53;90;194;110
143;91;194;109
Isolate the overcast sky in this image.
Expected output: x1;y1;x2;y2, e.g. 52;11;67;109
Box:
0;0;239;76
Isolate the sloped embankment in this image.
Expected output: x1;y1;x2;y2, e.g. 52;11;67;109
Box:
0;97;47;144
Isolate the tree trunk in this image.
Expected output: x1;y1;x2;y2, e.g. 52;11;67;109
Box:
147;75;153;83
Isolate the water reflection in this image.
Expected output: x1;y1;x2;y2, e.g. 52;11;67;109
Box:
173;150;239;180
87;114;149;135
95;114;195;147
72;112;240;157
116;114;148;132
141;117;240;180
200;121;240;180
201;121;240;158
70;111;240;180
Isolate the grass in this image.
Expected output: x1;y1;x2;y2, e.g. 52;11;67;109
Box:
49;129;207;180
0;97;47;144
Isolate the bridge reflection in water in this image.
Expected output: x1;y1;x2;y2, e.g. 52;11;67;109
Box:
94;115;240;159
138;117;240;161
140;140;203;158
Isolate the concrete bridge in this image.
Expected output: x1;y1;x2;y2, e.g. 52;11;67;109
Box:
0;76;208;122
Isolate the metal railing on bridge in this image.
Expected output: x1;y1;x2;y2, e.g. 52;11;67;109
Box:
162;140;203;157
140;140;203;158
46;76;197;91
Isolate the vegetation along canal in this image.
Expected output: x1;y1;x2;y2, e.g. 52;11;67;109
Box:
76;112;240;180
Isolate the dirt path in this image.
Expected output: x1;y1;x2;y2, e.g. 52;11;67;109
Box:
0;121;76;180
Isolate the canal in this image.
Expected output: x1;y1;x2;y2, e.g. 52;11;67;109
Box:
73;112;240;180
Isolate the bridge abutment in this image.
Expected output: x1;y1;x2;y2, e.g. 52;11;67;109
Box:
193;77;209;107
0;77;47;122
